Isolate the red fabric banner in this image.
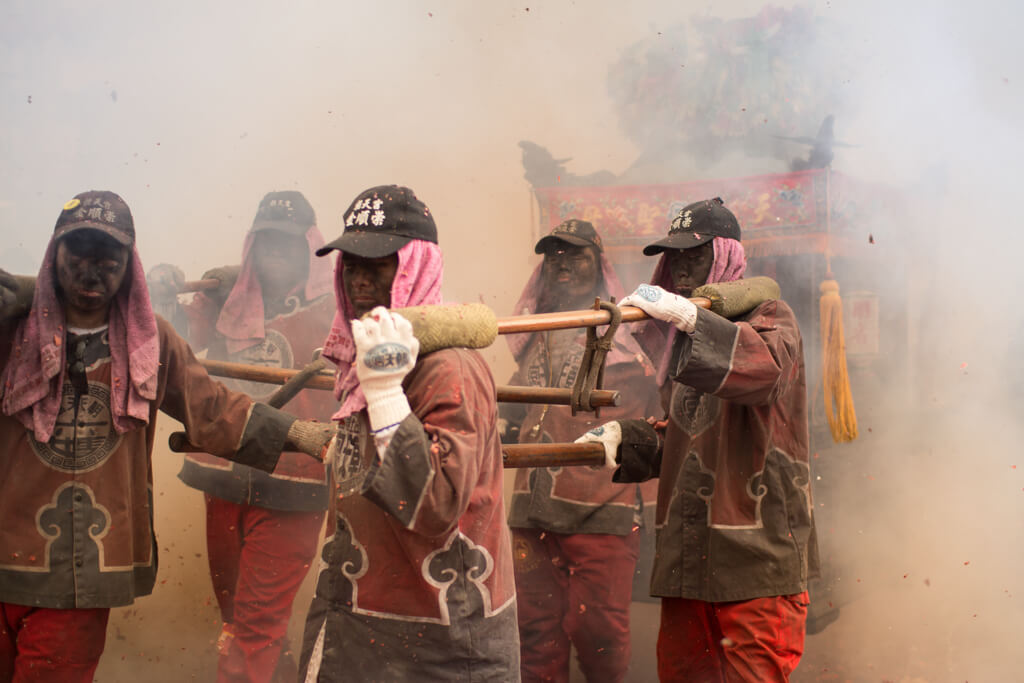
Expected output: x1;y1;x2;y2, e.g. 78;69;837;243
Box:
532;168;894;258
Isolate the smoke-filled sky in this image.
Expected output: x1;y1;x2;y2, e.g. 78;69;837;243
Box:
3;1;1023;680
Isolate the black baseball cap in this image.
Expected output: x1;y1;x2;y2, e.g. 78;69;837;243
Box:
53;190;135;246
317;185;438;258
251;191;316;235
534;219;604;254
642;197;741;256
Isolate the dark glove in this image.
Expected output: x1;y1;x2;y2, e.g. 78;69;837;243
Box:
201;265;241;306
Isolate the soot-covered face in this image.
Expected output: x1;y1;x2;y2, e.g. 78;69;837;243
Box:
252;230;309;298
540;242;599;310
55;229;130;324
666;241;714;297
341;252;399;318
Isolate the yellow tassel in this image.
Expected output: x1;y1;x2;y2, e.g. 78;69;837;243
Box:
819;279;858;442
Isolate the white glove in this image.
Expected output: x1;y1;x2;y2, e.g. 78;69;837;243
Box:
352;307;420;444
574;421;623;469
620;284;697;333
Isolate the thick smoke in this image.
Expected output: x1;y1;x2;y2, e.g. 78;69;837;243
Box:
2;1;1022;680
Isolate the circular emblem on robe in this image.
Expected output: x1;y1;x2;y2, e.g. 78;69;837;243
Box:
669;384;720;438
525;337;584;390
224;329;294;400
30;381;122;473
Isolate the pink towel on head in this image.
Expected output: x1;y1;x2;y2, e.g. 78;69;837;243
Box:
634;236;748;385
322;239;444;421
1;237;159;443
505;251;647;367
216;225;335;354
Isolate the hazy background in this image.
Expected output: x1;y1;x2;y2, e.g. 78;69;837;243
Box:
3;1;1023;681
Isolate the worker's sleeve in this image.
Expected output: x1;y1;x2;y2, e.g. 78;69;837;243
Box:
612;418;663;483
158;321;294;472
361;349;498;538
671;300;804;407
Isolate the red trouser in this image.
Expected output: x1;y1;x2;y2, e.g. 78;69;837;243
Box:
206;495;324;683
512;527;640;683
0;604;109;682
657;593;809;683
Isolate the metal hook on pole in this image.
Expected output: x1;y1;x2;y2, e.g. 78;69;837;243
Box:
570;299;622;416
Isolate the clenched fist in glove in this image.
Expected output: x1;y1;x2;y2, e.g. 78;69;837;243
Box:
353;306;420;448
146;263;185;305
619;284;698;334
200;265;241;306
574;421;623;469
286;420;337;461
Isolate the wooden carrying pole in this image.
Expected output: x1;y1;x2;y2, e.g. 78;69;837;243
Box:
166;431;605;469
179;278;220;293
195;298;712;406
199;359;621;408
500;442;605;468
495;300;709;334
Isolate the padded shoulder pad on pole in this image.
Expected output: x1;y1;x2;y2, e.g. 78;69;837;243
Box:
392;303;499;354
692;276;781;319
